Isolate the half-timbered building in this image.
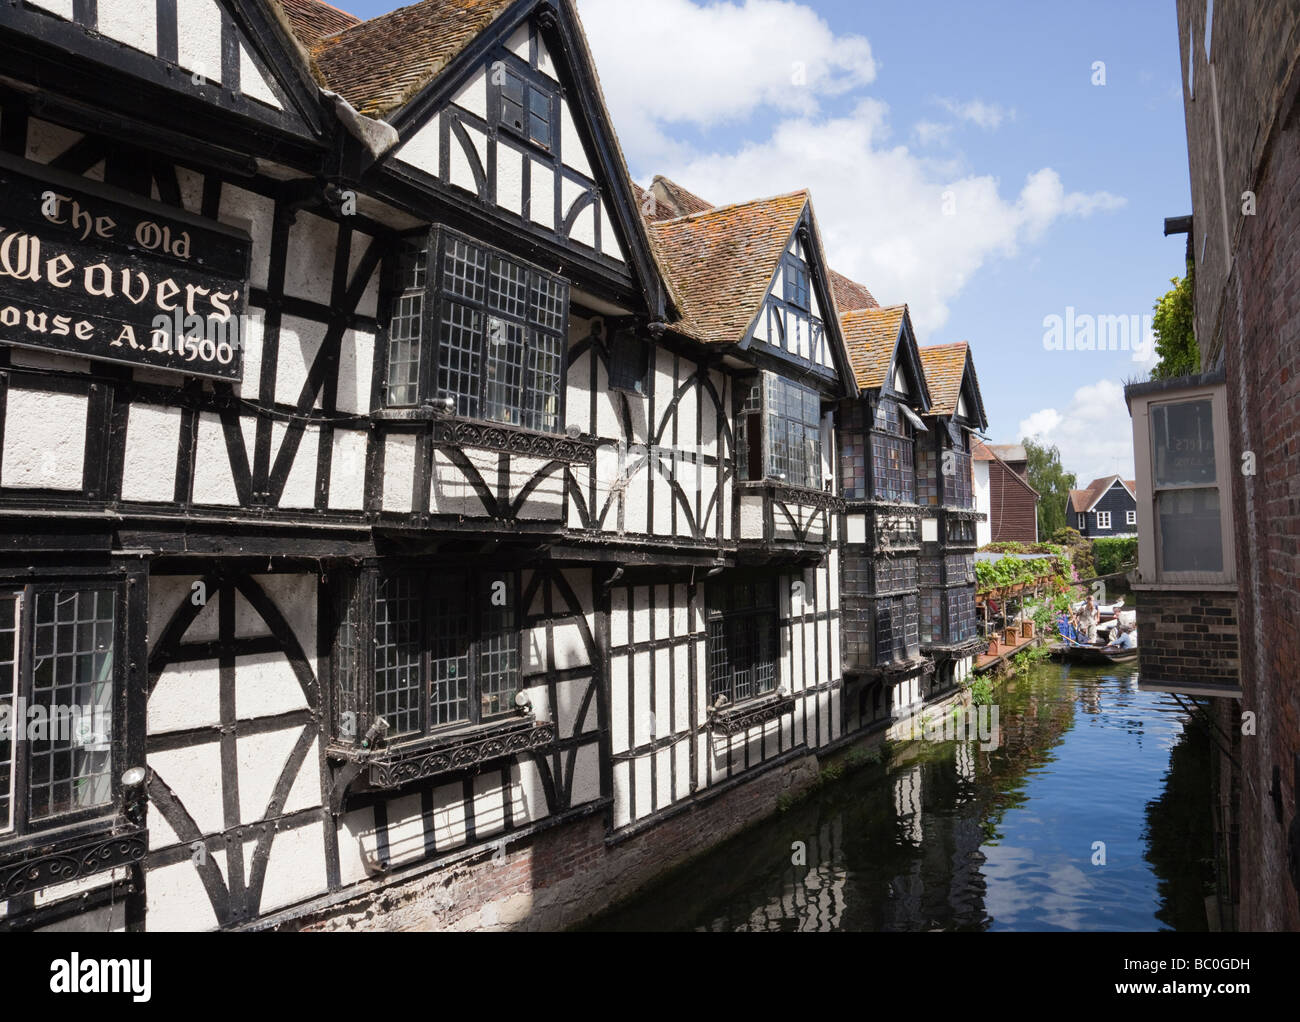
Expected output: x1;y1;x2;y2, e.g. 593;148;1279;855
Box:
835;304;935;733
914;342;987;690
0;0;878;932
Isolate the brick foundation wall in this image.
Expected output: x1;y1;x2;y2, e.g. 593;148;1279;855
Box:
1133;587;1240;688
287;752;823;931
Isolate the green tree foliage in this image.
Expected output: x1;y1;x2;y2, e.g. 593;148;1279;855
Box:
1023;438;1076;539
1092;536;1138;576
1151;262;1199;380
1051;526;1095;579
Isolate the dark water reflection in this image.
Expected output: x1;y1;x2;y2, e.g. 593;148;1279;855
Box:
587;663;1214;931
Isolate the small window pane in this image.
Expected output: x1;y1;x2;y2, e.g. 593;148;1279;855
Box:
443;238;487;304
477;576;517;719
524;331;563;433
484;316;526;426
375;577;423;737
429;584;471;727
438;301;484;418
28;589;115;821
1152;399;1216;487
1158;487;1223;573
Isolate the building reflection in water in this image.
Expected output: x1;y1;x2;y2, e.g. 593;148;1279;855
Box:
587;665;1212;932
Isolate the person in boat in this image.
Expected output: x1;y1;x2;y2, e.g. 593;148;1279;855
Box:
1112;624;1137;650
1078;595;1100;644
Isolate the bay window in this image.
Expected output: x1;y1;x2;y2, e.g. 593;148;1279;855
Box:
736;373;824;490
1127;375;1235;584
332;569;522;747
382;227;568;433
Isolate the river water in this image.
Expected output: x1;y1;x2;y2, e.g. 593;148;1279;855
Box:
587;661;1215;931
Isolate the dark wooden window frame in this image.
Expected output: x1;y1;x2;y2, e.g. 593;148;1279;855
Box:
379;225;570;432
491;54;559;156
0;569;141;863
735;372;825;491
330;565;525;751
705;573;781;707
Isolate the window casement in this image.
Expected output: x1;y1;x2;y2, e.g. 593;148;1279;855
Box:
331;568;522;747
1126;509;1137;526
869;396;916;504
1097;511;1111;530
0;583;126;842
873;593;919;665
607;327;653;397
782;254;810;311
494;63;556;152
1078;513;1086;530
381;226;568;432
706;575;779;706
1148;395;1227;577
736;373;824;491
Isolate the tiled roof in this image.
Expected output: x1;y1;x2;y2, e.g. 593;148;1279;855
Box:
275;0;360;49
311;0;517;117
974;440;1040;496
917;342;968;417
1069;475;1135;512
636;177;879;314
646;191;809;343
830;270;879;311
841;305;906;390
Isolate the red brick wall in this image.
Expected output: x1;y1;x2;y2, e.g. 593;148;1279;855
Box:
1133;588;1240;689
1177;0;1300;931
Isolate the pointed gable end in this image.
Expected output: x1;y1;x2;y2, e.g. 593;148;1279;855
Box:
843;305;930;410
918;342;988;430
320;0;665;315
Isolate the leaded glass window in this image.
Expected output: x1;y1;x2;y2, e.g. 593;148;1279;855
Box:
383;229;568;430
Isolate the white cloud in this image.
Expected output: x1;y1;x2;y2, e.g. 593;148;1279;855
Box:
578;0;1126;338
935;97;1015;130
577;0;875;128
913;120;953;146
1017;379;1135;486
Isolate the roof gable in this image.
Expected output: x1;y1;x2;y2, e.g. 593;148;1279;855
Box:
648;190;808;343
842;304;930;409
1069;475;1136;513
918;341;988;429
333;0;665;313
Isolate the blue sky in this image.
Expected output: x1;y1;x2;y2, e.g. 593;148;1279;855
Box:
341;0;1192;485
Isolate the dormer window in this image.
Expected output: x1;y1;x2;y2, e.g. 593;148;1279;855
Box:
496;65;554;151
382;226;568;432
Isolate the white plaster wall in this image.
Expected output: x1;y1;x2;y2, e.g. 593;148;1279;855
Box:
176;0;223;84
330;430;367;510
395;113;441;177
974;460;992;547
1;388;87;490
219;184;274;290
239;46;283;109
97;0;157;55
120;405;180;501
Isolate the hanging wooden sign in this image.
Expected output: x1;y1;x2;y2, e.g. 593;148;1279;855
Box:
0;152;250;381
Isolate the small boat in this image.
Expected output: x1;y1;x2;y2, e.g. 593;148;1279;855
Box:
1050;615;1138;663
1049;643;1139;665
